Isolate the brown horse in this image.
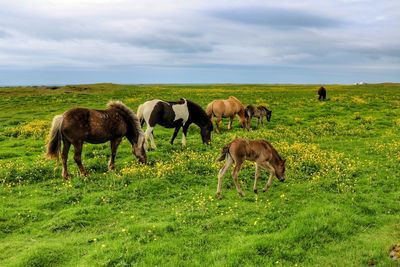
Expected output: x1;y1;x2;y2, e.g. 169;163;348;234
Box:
206;96;246;133
215;138;286;199
245;105;272;130
46;101;146;179
318;86;327;101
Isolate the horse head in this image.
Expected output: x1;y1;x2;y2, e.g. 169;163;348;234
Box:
200;120;213;145
275;159;286;182
238;105;247;129
266;110;272;122
133;133;147;164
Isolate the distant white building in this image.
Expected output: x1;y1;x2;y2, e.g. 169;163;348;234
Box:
355;82;365;85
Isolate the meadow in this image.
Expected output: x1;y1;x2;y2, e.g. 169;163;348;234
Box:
0;83;399;266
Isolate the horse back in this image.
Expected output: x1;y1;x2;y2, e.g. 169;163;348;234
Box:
229;98;244;114
229;139;274;162
62;108;127;144
208;100;227;117
148;101;181;128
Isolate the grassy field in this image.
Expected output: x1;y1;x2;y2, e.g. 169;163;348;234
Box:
0;83;399;266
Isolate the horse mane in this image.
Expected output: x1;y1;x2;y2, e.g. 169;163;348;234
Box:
228;96;241;103
262;140;282;162
258;105;270;112
107;101;144;140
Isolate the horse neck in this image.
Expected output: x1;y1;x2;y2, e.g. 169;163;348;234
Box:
269;147;282;167
111;109;141;144
237;106;246;119
188;102;208;127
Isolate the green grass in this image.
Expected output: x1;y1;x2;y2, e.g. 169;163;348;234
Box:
0;83;399;266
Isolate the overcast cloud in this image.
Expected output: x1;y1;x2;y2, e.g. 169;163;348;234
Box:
0;0;399;84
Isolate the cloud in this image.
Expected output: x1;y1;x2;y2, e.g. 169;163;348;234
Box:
212;7;343;29
0;0;399;84
131;35;213;54
0;30;10;38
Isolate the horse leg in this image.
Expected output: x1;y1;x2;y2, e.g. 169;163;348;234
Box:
73;142;87;176
249;116;253;130
232;160;245;197
145;127;156;149
228;116;234;130
216;155;233;199
108;138;122;170
61;140;71;179
216;116;222;133
182;124;189;146
245;115;250;130
150;129;157;149
170;125;181;145
210;115;216;132
260;162;275;192
256;117;260;128
253;163;261;194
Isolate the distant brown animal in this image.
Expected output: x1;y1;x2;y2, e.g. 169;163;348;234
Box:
318;86;327;100
206;96;246;133
46;101;147;179
215;138;286;199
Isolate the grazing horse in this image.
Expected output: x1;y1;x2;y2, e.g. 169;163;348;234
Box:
206;96;246;133
215;138;286;199
318;86;327;101
245;105;272;129
137;98;213;149
46;101;147;179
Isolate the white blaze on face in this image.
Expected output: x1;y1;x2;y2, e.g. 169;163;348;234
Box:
172;99;189;125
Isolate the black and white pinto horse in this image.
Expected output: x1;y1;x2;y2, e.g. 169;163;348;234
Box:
137;98;213;149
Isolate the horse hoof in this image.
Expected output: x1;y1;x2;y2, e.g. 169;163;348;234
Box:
239;192;245;197
253;189;258;194
216;193;222;200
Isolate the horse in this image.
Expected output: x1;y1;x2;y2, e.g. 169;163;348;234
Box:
245;105;272;129
137;98;213;149
206;96;246;133
318;86;327;101
215;138;286;199
46;101;147;179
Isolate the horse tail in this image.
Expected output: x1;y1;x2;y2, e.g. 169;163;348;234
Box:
205;102;213;118
217;142;232;162
46;115;64;160
136;104;145;126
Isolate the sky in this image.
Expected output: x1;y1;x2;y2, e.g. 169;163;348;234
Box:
0;0;399;85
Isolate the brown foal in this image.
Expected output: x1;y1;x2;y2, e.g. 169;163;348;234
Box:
216;138;286;198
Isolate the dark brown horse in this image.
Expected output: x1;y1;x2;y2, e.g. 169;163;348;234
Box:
245;105;272;129
318;86;327;101
216;138;286;199
46;101;146;179
206;96;246;133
